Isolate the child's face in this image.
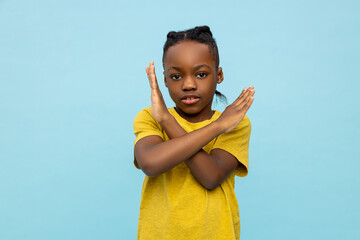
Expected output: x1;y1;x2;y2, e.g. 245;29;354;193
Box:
163;41;223;121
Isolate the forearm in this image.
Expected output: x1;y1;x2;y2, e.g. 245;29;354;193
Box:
160;116;227;189
136;116;223;177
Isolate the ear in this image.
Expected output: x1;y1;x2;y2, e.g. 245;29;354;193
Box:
216;67;224;84
163;71;168;87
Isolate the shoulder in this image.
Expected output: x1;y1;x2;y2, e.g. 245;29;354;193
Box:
133;107;164;142
235;115;251;131
134;107;174;122
212;114;251;177
133;107;156;124
213;110;251;133
133;107;161;129
134;107;152;119
221;115;251;139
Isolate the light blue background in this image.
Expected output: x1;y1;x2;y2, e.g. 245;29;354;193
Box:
1;0;359;239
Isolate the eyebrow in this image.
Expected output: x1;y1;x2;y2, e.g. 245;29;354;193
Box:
167;64;211;72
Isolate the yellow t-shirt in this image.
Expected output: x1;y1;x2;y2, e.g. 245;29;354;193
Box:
133;107;251;240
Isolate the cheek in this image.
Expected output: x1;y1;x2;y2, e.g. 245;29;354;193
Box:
204;79;217;91
165;83;179;98
166;81;180;91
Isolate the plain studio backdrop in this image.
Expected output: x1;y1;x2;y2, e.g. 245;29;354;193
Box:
0;0;359;239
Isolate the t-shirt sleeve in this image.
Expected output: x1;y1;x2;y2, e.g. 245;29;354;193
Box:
212;115;251;177
133;107;164;169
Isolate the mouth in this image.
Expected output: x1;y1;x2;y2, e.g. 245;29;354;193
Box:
181;96;200;104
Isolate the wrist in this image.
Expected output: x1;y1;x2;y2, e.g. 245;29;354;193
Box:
158;114;175;127
159;114;187;139
211;120;226;135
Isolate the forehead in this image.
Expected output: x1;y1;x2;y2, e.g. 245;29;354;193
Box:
164;41;214;68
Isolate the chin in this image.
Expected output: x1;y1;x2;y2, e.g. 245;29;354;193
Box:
177;105;203;116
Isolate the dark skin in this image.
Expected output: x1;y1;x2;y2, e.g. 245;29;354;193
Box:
134;41;255;190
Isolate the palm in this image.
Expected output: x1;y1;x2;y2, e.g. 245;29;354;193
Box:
146;61;170;123
218;86;255;133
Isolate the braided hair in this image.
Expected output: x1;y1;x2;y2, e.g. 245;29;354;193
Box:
162;26;227;104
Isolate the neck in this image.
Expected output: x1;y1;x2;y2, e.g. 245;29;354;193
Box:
174;105;214;123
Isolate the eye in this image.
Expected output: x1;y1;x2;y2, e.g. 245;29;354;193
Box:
196;72;208;78
170;74;182;80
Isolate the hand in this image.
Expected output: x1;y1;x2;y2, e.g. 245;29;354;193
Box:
146;61;172;123
216;86;255;133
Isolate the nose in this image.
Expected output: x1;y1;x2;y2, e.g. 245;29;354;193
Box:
182;76;196;91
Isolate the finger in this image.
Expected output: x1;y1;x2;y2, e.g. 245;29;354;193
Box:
148;62;157;82
241;90;254;104
239;95;254;112
248;88;255;97
146;66;154;88
146;63;159;90
234;87;250;105
234;88;255;107
234;88;247;102
248;86;255;96
244;96;254;111
149;62;156;79
240;87;255;99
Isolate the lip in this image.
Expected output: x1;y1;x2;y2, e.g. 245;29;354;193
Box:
181;95;200;105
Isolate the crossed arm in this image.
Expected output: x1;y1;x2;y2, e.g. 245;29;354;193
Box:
134;62;254;190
